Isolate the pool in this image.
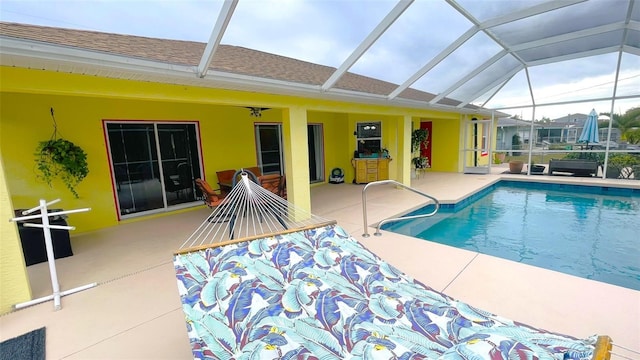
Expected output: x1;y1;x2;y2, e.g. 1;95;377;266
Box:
382;181;640;291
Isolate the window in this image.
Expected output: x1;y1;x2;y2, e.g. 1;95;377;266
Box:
356;121;381;156
105;122;202;218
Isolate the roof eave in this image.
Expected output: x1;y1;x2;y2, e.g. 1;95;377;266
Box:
0;37;493;116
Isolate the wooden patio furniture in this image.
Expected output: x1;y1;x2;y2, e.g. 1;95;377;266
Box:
194;178;225;208
243;166;262;177
216;169;236;196
257;174;285;198
548;159;598;177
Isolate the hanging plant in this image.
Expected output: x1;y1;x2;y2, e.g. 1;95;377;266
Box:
411;128;430;170
34;108;89;198
411;128;429;153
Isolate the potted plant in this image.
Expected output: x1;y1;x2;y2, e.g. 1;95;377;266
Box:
508;160;524;174
35;138;89;198
412;156;429;170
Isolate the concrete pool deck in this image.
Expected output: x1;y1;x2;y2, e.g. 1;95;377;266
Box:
1;168;638;359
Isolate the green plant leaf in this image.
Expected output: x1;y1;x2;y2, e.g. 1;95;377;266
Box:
35;138;89;198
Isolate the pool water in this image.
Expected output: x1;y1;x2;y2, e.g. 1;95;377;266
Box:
382;182;640;291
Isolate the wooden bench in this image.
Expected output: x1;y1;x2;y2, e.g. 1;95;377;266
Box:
548;159;598;177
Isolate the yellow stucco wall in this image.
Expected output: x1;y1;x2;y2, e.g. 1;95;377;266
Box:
0;155;32;313
416;114;462;172
0;96;361;231
0;66;467;233
0;92;282;232
345;113;410;183
307;111;351;182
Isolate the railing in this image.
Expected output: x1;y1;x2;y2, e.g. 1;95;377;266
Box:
362;180;440;237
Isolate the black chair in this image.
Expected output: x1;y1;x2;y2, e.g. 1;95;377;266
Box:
176;162;193;197
165;163;193;199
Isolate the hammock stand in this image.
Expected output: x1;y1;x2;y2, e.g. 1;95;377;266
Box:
10;199;96;310
174;173;614;360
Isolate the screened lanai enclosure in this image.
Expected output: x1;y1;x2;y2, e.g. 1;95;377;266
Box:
1;0;639;178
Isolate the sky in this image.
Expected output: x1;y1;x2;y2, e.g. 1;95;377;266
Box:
1;0;638;120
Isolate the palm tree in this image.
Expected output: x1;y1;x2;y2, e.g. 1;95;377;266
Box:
599;107;640;142
626;129;640;144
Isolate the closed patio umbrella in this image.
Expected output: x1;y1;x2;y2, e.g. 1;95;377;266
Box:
577;109;599;149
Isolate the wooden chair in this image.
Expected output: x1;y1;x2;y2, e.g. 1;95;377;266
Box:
258;174;285;198
195;178;225;207
279;175;287;199
216;169;236;196
243;166;262;177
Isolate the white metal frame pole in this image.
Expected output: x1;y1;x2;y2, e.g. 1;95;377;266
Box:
10;199;95;310
39;199;61;309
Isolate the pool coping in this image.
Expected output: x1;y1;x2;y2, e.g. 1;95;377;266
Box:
391;177;640;216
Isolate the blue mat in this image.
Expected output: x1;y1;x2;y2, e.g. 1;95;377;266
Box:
0;327;45;360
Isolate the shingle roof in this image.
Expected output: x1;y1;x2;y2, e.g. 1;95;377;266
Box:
0;22;482;110
497;118;539;127
550;113;589;123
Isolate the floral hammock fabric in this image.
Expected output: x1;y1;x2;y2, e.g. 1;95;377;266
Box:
174;223;597;360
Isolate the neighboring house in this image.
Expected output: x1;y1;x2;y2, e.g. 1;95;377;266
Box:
496;118;540;152
1;22;501;310
498;114;621;151
598;127;621;145
540;113;620;144
545;113;589;144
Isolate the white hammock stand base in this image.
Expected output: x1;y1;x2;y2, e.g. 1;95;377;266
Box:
9;198;95;311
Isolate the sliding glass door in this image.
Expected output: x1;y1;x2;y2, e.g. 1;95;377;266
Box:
255;124;284;174
254;123;324;181
308;124;324;182
106;122;202;218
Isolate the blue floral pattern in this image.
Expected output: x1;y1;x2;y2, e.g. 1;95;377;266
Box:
174;224;596;359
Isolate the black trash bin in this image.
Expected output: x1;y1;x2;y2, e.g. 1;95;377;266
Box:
14;209;74;266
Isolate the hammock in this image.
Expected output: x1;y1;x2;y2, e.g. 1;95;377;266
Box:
173;172;612;360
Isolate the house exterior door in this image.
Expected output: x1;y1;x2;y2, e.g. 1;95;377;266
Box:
105;122;202;218
463;118;492;174
308;124;324;183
